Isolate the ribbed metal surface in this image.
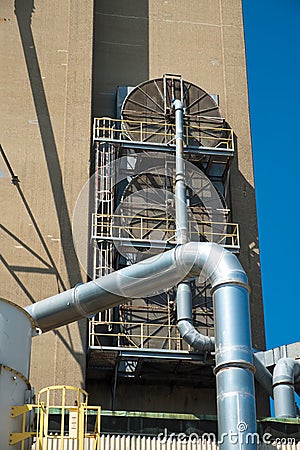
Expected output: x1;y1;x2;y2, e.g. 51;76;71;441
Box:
31;436;300;450
121;76;223;147
32;438;96;450
100;435;213;449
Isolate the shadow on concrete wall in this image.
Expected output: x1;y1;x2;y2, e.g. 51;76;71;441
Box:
0;145;66;295
92;0;149;117
229;148;266;350
13;1;86;377
88;0;150;405
229;136;269;418
14;0;82;289
0;151;86;382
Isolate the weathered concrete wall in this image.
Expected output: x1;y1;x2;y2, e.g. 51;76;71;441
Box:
0;0;94;391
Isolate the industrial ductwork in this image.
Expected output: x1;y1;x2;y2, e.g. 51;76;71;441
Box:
253;354;273;397
172;98;272;407
273;357;300;418
176;281;215;352
3;74;298;450
2;87;259;449
26;241;256;449
173;99;215;353
24;97;257;449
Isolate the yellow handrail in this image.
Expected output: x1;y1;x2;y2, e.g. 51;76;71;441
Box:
89;320;213;350
91;212;240;249
93;117;234;149
35;386;101;449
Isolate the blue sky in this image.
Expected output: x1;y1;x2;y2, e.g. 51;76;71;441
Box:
243;0;300;351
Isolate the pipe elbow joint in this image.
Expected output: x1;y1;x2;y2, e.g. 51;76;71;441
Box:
273;357;300;386
208;245;248;291
175;242;248;290
172;98;183;110
177;319;215;353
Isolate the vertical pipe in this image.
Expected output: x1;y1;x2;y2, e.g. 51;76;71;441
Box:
173;99;188;245
176;281;215;351
273;357;300;418
173;98;192;347
213;283;257;450
171;99;261;447
172;100;258;448
173;99;214;352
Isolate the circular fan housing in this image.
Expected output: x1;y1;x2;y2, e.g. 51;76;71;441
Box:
121;76;223;147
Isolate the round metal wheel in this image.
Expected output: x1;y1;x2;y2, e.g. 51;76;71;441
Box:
121;76;224;147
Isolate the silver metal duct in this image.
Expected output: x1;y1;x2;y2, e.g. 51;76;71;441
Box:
273;357;300;418
25;243;235;332
213;279;256;449
172;99;215;353
26;242;257;449
173;98;267;427
253;354;273;398
176;282;215;352
173;99;188;246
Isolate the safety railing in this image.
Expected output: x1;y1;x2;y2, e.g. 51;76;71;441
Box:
36;386;101;450
11;386;101;450
93;117;234;150
89;320;213;351
91;213;240;250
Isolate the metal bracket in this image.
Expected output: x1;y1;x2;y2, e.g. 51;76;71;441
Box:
9;431;34;445
11;404;35;418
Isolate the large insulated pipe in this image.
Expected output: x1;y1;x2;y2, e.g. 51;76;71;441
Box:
173;99;214;353
26;242;257;449
273;357;300;418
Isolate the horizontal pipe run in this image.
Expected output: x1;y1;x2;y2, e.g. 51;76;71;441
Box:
25;242;247;332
